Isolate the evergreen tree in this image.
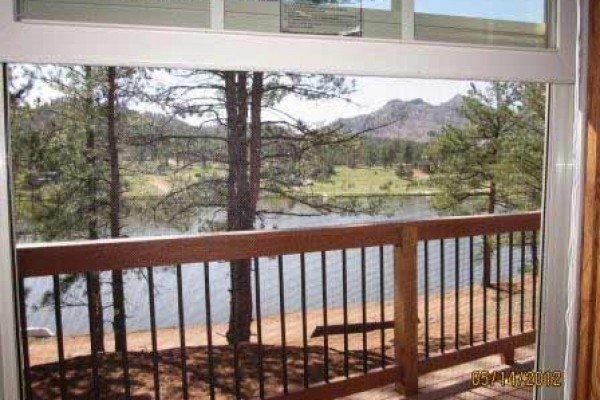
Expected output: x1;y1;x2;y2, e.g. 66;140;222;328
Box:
9;65;143;352
145;70;391;343
425;82;545;287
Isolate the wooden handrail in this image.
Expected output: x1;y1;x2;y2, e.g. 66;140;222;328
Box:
16;211;541;278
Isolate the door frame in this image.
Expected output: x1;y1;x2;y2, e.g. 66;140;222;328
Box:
0;0;580;398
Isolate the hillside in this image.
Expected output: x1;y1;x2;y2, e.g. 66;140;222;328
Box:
335;95;466;142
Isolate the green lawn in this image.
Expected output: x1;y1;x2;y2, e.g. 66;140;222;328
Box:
302;166;432;196
124;163;433;198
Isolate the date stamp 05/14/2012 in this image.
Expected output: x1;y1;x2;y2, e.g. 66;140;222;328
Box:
471;370;564;388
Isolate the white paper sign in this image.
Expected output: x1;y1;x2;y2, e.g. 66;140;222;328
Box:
281;1;362;36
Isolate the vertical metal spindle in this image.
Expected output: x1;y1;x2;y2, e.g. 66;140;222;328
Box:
278;255;289;393
379;246;386;367
203;263;216;400
483;235;492;342
112;271;131;399
424;241;430;357
321;251;330;381
19;277;33;400
520;232;526;332
508;233;514;336
84;272;100;400
532;231;538;329
254;258;265;398
300;253;309;389
440;239;445;354
53;275;67;399
454;238;460;350
232;264;242;400
147;267;161;400
469;236;474;346
176;264;189;400
496;233;501;339
119;276;131;399
342;249;349;377
361;247;368;374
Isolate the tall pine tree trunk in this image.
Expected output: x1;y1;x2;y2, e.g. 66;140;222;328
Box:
106;66;126;353
249;72;263;220
84;66;105;353
482;182;496;288
224;71;254;344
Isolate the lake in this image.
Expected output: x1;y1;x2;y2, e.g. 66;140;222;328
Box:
22;195;531;335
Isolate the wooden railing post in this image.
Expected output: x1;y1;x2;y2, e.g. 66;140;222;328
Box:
501;348;515;366
394;226;419;395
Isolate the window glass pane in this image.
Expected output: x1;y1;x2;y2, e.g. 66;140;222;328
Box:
18;0;553;48
415;0;548;48
9;63;546;399
225;0;403;40
17;0;212;28
415;0;544;23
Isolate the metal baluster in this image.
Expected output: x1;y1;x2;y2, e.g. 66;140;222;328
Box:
321;251;330;381
278;255;289;393
84;272;100;400
532;231;538;329
176;264;189;400
469;237;474;346
53;275;67;399
342;249;349;377
440;239;445;354
379;246;386;367
254;258;265;398
115;272;130;399
520;232;526;332
148;267;160;399
424;241;430;357
19;277;33;400
232;264;242;399
509;233;514;336
204;263;216;400
496;233;501;339
361;247;368;374
483;236;488;343
455;238;460;350
300;253;309;389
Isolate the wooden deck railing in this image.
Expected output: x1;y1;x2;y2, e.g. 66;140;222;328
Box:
16;211;541;400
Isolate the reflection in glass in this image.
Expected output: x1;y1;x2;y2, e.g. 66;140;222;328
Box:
17;0;552;48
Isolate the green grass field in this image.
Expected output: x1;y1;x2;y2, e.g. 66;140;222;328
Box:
302;166;431;196
124;163;433;198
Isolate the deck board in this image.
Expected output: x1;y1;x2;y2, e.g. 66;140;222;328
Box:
343;348;534;400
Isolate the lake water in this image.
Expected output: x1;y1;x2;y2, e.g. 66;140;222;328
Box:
22;195;531;335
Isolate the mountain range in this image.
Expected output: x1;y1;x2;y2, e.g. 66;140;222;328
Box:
26;95;467;144
335;95;466;142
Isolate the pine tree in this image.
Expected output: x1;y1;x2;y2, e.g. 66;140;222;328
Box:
145;70;391;343
426;82;545;287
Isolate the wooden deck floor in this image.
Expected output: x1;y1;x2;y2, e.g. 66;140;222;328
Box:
343;348;534;400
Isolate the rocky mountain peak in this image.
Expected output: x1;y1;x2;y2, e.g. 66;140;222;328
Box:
335;96;467;142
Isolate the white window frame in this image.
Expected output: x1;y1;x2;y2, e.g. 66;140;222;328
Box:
0;0;575;81
0;0;580;399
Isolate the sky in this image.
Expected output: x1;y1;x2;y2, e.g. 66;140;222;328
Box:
13;0;541;125
257;0;543;123
315;0;544;22
338;0;545;22
415;0;544;23
278;77;474;124
15;66;477;125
